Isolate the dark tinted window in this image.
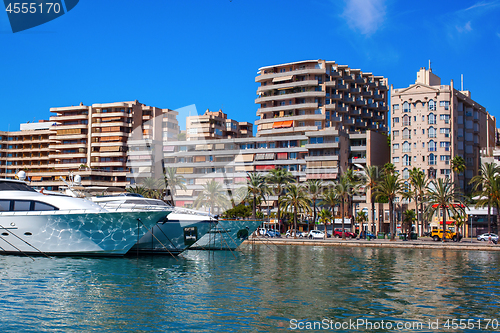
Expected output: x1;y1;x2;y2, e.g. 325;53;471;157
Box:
33;202;58;211
0;200;10;211
0;181;36;192
13;201;31;211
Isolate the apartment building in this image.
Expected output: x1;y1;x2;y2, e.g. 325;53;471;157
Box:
0;100;179;190
0;121;55;180
391;67;496;193
255;59;389;135
186;109;253;141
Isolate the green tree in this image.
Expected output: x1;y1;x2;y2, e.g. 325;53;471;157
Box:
402;209;416;236
320;187;339;239
141;177;165;199
246;172;267;220
306;179;323;229
318;208;332;238
359;165;379;234
374;171;404;241
194;180;231;215
470;162;500;234
267;167;295;230
451;155;466;187
409;167;428;236
163;167;187;205
356;211;368;236
333;173;356;240
126;185;150;197
280;183;311;238
425;178;466;242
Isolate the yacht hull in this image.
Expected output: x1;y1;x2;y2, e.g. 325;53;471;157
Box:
0;211;169;256
189;219;262;251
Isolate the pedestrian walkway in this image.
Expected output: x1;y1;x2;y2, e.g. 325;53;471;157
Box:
244;236;500;251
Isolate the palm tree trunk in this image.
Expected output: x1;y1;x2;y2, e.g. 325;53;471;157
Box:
414;196;419;236
252;194;256;220
341;199;346;240
371;200;375;234
389;201;395;241
488;201;491;235
442;206;447;242
294;207;297;239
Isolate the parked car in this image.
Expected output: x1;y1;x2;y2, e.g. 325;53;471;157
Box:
333;229;357;239
265;230;281;238
477;233;499;242
431;229;461;242
307;230;326;239
285;230;306;238
363;232;376;240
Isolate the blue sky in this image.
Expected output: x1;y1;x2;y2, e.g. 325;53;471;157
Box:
0;0;499;131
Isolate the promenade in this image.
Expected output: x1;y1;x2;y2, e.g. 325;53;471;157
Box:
244;236;500;252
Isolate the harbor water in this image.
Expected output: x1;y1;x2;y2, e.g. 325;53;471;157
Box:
1;244;500;332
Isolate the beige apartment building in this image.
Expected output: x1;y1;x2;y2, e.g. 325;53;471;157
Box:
186;109;252;141
391;67;496;194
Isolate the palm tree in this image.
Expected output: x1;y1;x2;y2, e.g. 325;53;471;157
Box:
402;209;416;237
356;211;368;237
383;163;395;175
409;167;428;236
425;178;465;242
333;173;354;240
280;183;311;238
374;172;404;241
360;165;379;234
306;179;323;229
194;180;231;215
267;167;295;232
163;167;187;205
320;187;339;239
318;209;332;235
451;211;467;240
126;185;150;197
451;155;466;187
470;162;500;234
247;172;267;220
141;177;165;199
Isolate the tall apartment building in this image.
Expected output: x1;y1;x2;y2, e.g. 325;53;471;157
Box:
186;109;253;141
391;67;496;193
255;59;389;136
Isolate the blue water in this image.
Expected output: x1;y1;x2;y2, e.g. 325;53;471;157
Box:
1;245;500;332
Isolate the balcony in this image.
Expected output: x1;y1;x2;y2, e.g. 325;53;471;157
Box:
257;102;318;114
305;142;339;149
337;84;348;90
255;91;325;103
373;93;384;100
344;96;355;103
355;99;367;106
255;113;324;125
350;158;366;164
325;104;337;111
257;79;318;93
361;90;373;97
350;109;361;116
350;87;361;94
255;68;326;82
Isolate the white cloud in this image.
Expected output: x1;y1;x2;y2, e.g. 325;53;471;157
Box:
341;0;386;36
456;21;472;33
464;1;499;11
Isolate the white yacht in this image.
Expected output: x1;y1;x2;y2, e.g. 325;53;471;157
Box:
89;194;216;255
0;179;170;257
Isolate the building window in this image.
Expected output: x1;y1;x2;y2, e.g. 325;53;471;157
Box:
393;130;399;138
402;141;411;153
393;144;399;153
440;114;450;124
429;153;436;165
440;141;450;151
440;155;451;164
393;104;400;110
402;168;410;179
440;101;450;110
402;128;411;139
393;157;400;163
428;127;436;138
428;113;436;124
393;117;399;124
440;128;450;137
440;169;451;176
402;115;411;126
428;99;436;111
403;155;411;166
315;121;322;129
403;102;410;112
428;140;437;152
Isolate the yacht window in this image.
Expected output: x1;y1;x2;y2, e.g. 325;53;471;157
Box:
13;201;31;211
0;181;37;192
0;200;10;211
34;202;58;211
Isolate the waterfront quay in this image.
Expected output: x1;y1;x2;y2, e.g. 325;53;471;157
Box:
245;236;500;252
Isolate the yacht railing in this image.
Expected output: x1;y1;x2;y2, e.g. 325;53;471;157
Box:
0;208;109;216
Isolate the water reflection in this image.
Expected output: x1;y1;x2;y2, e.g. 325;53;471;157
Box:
1;246;500;332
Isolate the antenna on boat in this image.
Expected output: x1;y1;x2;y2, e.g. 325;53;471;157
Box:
17;171;26;181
